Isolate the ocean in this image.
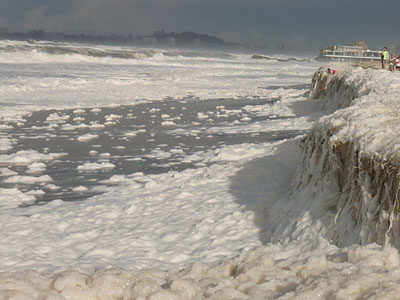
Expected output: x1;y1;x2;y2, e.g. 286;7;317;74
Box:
0;40;397;299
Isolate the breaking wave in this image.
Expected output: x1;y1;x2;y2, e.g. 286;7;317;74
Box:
251;54;311;63
0;40;156;62
0;40;236;64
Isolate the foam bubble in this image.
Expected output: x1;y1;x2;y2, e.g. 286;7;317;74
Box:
77;134;99;142
77;162;116;171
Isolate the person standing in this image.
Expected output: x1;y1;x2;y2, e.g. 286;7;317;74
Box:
381;47;389;69
396;55;400;71
389;53;395;71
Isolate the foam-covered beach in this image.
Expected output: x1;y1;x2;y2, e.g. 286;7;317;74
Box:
1;40;400;299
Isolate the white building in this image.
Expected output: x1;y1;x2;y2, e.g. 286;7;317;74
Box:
319;45;381;62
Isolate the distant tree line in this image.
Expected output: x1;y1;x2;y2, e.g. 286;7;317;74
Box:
151;30;228;47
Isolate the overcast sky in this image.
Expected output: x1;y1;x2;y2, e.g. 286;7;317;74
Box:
0;0;397;50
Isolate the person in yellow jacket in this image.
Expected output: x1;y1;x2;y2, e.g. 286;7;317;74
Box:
381;47;388;69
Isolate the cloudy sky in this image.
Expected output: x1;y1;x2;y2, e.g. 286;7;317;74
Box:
0;0;397;50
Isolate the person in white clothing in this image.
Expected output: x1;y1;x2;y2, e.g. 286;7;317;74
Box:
396;55;400;71
389;53;396;71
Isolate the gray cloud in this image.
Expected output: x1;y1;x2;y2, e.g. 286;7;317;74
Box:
0;0;397;50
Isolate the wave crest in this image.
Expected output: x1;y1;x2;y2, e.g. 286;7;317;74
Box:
0;40;156;62
251;54;310;63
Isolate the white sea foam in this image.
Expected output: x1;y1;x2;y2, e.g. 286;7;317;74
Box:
77;162;116;171
26;162;47;174
0;167;17;177
3;41;399;299
77;133;99;142
73;186;89;192
0;150;66;164
46;112;70;122
161;120;176;126
0;40;317;121
0;124;13;129
0;137;15;152
0;188;36;208
4;174;53;184
88;123;105;129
